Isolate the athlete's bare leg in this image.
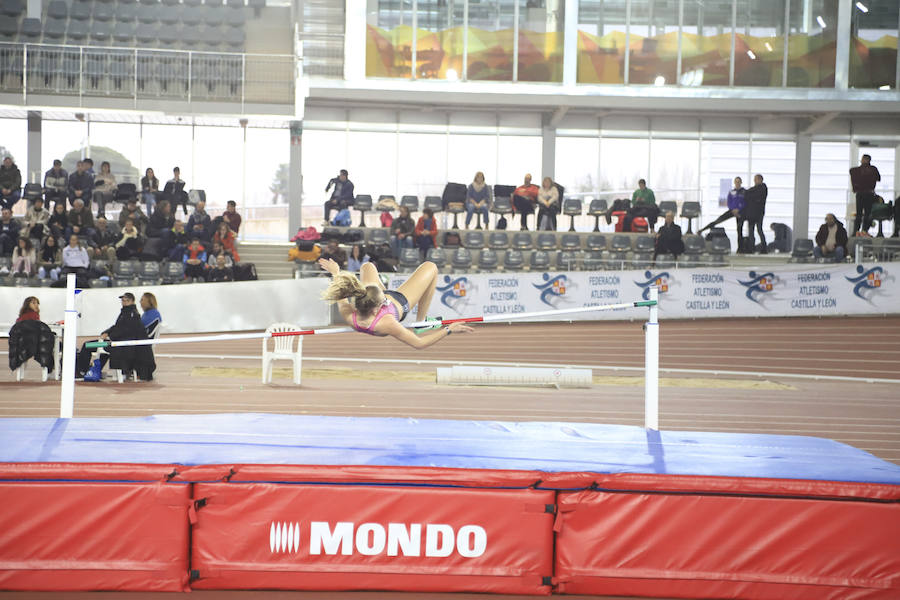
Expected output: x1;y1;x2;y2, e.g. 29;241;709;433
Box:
397;261;438;320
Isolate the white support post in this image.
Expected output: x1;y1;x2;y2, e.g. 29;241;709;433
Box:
644;287;659;430
59;273;77;419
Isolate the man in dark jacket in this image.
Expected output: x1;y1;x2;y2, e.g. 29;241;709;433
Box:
813;213;849;262
743;173;768;253
75;293;156;380
654;211;685;259
324;169;355;224
43;159;68;206
0;207;21;256
67;161;94;207
0;156;22;210
849;154;881;235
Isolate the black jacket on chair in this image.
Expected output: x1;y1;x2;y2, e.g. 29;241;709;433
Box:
104;305;156;380
8;320;56;373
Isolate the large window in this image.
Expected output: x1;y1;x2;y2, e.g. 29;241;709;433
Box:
849;0;899;89
367;0;563;82
41;120;87;178
245;127;290;206
787;0;837;87
555;136;599;195
577;0;627;84
89;122;141;185
0;117;28;183
141;124;193;193
397;132;448;198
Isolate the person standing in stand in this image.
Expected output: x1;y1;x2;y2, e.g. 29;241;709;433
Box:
849;154;881;236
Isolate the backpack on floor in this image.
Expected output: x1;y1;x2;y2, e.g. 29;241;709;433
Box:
233;262;258;281
496;216;508;230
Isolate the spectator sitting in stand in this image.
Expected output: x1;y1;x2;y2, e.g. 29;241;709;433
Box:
512;174;539;231
624;179;660;233
37;234;62;281
0;156;22;211
182;238;209;280
347;244;370;272
83;158;95;177
415;207;439;258
206;241;233;268
10;237;36;278
391;205;415;258
654;212;684;260
536;176;560;231
118;197;149;235
67;160;94;207
212;220;240;262
187;200;212;241
814;213;849;262
324;169;355;224
320;239;347;270
465;171;491;230
48;202;68;241
91;161;117;219
140;168;159;215
43;159;68;206
166;220;189;260
115;219;143;260
222;200;242;234
164;167;189;216
140;292;162;339
90;217;119;261
207;254;234;282
0;207;20;257
23;197;50;240
66;198;95;239
61;233;91;279
148;199;175;239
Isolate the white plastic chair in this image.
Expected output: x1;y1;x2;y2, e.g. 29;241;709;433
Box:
15;360;50;382
262;323;303;385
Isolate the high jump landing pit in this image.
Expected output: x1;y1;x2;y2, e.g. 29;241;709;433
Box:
1;410;899;598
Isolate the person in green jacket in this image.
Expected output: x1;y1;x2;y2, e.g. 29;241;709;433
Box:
624;179;660;232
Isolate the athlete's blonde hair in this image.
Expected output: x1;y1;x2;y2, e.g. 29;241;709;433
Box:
321;272;381;316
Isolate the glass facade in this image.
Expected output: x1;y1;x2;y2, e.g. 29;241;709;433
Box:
850;0;899;89
366;0;564;82
367;0;899;89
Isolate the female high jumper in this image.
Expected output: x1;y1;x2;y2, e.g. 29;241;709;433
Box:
318;258;474;348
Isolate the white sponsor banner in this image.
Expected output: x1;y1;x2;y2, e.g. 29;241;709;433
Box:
388;263;898;321
1;278;331;336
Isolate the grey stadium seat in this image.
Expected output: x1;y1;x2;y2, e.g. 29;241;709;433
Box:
529;250;551;271
400;195;419;213
367;228;389;245
582;251;603;270
398;248;420;271
426;247;447;269
588;199;608;232
560;233;581;250
503;249;524;270
634;235;655;252
557;250;579;270
586;234;607;251
463;230;485;249
477;248;498;270
790;238;814;263
562;198;582;231
451;248;473;271
488;232;509;250
536;233;557;250
610;235;632;252
683;235;704;255
512;232;533;250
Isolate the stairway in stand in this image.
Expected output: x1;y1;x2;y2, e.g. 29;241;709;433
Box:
236;242;296;280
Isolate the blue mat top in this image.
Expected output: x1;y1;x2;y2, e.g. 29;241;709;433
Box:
1;413;899;485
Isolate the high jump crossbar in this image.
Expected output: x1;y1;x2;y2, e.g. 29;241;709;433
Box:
85;299;657;349
75;291;661;430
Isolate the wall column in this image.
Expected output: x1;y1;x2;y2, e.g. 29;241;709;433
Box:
793;133;812;240
288;121;303;236
541;117;556;182
26;111;41;185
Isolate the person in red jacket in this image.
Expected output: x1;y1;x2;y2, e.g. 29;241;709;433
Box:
414;207;438;258
16;296;40;322
212;221;241;262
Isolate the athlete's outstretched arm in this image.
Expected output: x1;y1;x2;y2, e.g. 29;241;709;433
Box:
382;319;473;349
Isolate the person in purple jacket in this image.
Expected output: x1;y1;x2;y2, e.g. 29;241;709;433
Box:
698;176;746;247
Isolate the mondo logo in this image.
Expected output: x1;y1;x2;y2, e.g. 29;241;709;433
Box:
269;521;487;558
270;521;301;553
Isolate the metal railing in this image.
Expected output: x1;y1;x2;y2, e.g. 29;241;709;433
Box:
0;42;295;108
